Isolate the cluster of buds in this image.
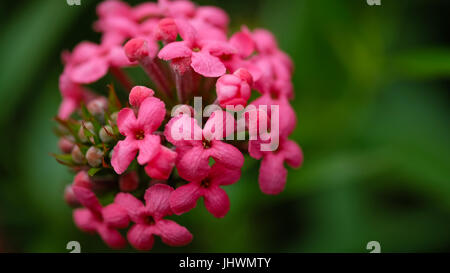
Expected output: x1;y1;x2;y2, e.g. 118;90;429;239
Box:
54;0;303;250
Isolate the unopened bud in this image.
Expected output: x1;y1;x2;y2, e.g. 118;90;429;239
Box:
156;18;178;43
87;97;108;116
64;185;80;207
109;112;119;126
71;145;85;164
86;146;104;167
59;136;75;153
99;125;114;143
119;171;139;192
78;122;95;143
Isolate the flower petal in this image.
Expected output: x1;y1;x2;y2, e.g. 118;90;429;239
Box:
70;57;109;84
144;184;174;220
155;219;193;247
102;203;129;229
203;186;230;218
97;224;127;249
116;108;137;136
169;182;202;215
114;193;144;223
144;146;177;180
164;115;203;147
209;164;241;186
73;208;98;232
209;141;244;170
177;145;211;182
191;51;226;78
127;224;155;251
111;138;139;174
158;41;192;60
137;97;166;133
137;135;161;165
72;186;102;214
258;153;287;195
282;140;303;168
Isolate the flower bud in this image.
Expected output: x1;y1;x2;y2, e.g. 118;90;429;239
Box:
71;145;85;164
129;86;154;107
64;185;80;207
99;125;114;143
86;146;104;167
109;112;119;126
58;136;75;153
78;122;95;143
124;38;150;62
119;171;139;192
216;68;253;107
156;18;178;43
87;97;108;116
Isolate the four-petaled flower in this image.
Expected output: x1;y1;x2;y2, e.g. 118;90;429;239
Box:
170;164;241;218
165;111;244;182
111;96;166;174
115;184;193;250
73;186;129;249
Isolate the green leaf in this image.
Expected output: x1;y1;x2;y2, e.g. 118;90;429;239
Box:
88;168;102;177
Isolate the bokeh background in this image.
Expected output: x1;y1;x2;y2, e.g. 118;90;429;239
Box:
0;0;449;252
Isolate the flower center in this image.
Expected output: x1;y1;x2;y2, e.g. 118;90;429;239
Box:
202;139;211;149
135;129;145;140
200;178;211;188
144;215;155;225
192;47;201;52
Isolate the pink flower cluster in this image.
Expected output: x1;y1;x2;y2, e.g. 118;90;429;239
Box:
56;0;303;250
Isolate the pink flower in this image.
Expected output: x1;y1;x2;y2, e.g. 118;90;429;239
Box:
73;186;129;248
257;138;303;195
216;68;253;108
158;19;234;77
111;96;166;174
64;41;134;84
144;146;177;180
129;86;155;107
169;164;240;218
165;111;244;182
115;184;193;250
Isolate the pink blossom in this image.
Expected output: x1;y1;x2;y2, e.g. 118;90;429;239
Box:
165;111;244;182
64;41;134;84
158;19;234;77
73;186;129;248
216;68;253;107
169;164;240;218
144;146;177;180
111;96;166;174
257;138;303;195
114;184;193;250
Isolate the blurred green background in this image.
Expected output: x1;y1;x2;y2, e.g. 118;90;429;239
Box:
0;0;449;252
